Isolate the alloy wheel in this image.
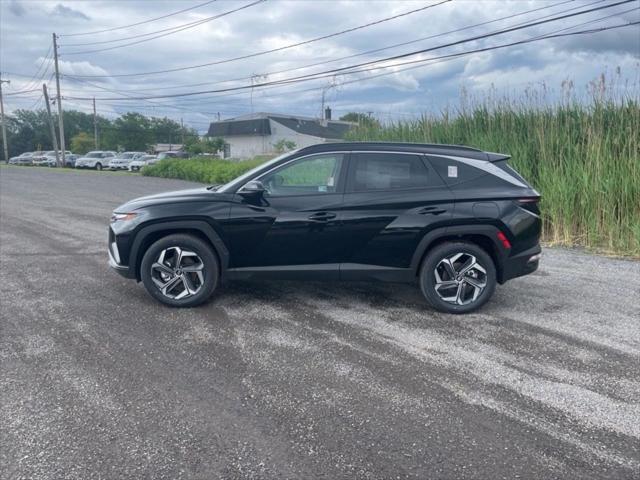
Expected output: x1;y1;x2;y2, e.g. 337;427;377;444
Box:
150;246;205;300
434;253;487;305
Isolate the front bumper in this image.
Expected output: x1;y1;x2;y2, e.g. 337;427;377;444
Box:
108;240;135;279
499;244;541;283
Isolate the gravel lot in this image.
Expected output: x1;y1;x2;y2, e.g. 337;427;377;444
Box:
1;166;639;479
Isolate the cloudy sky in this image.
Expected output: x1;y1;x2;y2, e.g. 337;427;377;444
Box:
1;0;638;132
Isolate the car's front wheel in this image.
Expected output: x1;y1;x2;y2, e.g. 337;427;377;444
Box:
140;234;219;307
95;163;103;171
419;242;496;314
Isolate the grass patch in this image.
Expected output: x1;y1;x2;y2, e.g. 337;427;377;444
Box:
141;157;267;185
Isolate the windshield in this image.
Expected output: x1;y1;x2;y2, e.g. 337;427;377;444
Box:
217;150;299;193
116;153;135;159
85;152;102;158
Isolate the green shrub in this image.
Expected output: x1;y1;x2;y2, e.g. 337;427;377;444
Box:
142;157;266;185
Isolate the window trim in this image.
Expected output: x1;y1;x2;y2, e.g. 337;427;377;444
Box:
345;151;433;193
253;151;349;198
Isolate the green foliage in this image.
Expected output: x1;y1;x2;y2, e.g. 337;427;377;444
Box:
70;132;95;155
346;96;640;256
339;112;381;128
184;136;225;155
2;109;193;157
272;139;296;153
141;157;266;185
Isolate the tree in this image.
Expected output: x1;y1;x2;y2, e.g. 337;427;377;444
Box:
273;139;296;153
184;136;224;155
70;132;95;154
339;112;381;128
111;112;153;151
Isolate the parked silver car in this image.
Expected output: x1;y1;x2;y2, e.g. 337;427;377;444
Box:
8;152;34;165
44;151;74;167
108;152;145;170
75;151;116;170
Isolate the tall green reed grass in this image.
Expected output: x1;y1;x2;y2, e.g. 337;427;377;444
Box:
348;79;640;256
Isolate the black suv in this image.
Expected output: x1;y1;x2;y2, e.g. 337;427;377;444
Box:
109;142;541;313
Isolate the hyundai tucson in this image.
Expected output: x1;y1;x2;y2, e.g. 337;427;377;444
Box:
109;142;541;314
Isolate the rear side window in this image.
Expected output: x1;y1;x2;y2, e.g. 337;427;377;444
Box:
350;153;429;191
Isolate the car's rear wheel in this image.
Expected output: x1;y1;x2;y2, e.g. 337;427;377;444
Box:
95;163;102;171
419;242;496;314
140;234;219;307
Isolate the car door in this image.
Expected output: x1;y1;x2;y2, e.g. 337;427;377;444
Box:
225;152;348;275
339;151;453;272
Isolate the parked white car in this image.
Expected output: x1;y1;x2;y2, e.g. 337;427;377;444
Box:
108;152;145;170
128;154;157;171
37;150;71;166
75;151;116;170
32;151;55;166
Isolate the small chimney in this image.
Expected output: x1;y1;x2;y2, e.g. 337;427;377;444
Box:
324;106;332;121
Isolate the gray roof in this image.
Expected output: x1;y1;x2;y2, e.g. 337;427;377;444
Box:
207;114;351;139
208;118;271;137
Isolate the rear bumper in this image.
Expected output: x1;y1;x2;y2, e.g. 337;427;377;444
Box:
499;244;541;283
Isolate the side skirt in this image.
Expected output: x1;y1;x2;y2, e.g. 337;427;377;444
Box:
226;263;415;283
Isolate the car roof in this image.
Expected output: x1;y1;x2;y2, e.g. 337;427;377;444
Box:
296;142;507;162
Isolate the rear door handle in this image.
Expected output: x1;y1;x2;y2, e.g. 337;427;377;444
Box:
308;211;337;222
417;206;447;215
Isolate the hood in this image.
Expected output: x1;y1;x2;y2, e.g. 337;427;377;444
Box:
116;187;219;211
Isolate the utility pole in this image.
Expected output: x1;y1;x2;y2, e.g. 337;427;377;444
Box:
180;118;184;145
93;97;98;149
42;84;60;166
0;75;10;162
52;33;66;166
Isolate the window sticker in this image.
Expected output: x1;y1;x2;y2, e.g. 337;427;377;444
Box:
448;165;458;178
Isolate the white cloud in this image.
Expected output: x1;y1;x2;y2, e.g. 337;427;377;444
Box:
1;0;638;128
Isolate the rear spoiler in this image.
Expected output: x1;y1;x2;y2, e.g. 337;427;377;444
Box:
485;151;511;162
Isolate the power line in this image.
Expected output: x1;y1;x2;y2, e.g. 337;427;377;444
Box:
60;3;635;117
63;0;451;75
59;0;577;94
60;0;219;37
60;0;267;55
63;0;637;101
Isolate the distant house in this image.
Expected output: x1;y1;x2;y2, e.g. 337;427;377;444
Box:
207;110;353;159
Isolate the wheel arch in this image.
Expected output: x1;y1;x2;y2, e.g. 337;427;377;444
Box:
411;225;507;283
129;220;229;281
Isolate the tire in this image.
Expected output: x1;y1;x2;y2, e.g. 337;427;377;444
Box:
419;241;496;314
140;234;219;307
95;163;102;171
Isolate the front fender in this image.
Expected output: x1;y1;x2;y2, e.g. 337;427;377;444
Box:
128;219;230;280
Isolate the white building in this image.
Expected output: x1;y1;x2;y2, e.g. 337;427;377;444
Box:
207;111;353;159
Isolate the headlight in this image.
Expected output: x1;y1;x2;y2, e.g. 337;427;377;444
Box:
110;212;138;223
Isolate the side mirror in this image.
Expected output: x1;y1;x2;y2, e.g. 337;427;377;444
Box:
238;180;266;199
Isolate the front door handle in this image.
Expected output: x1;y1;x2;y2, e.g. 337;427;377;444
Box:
308;211;337;222
417;206;447;215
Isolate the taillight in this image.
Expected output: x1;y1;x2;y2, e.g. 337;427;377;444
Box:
518;197;540;215
497;231;511;249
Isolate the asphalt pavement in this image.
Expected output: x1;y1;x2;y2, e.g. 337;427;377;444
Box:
1;165;639;479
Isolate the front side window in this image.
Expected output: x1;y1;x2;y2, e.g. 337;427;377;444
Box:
260;153;344;196
350;153;429;191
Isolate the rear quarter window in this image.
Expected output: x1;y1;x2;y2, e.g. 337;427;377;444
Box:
424;155;484;186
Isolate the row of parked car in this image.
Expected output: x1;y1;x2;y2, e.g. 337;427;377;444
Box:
7;150;187;171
